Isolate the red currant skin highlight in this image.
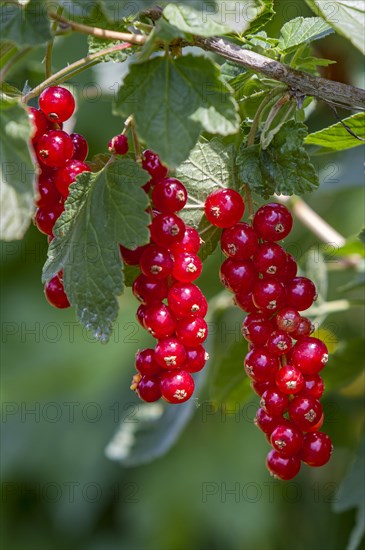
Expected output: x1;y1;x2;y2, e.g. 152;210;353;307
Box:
275;365;304;395
244;348;280;382
301;432;333;466
176;316;208;347
44;276;70;308
286;277;317;311
132;274;168;304
152;178;188;213
139;244;173;279
143;303;176;339
28;107;49;143
71;133;88;161
288;395;323;432
266;450;301;480
154;338;187;369
39;86;75;122
160;370;195;404
221;222;259;259
136;375;162;402
291;337;329;374
142;149;168;182
182;346;209;373
150;214;185;247
108;134;129;155
270;422;303;456
35;203;63;235
253;203;293;241
205;189;245;228
135;349;162;376
168;282;207;319
169;226;201;255
36;173;61;207
37;130;74;168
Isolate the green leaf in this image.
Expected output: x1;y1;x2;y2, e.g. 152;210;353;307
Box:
244;0;275;34
176;138;237;259
0;0;52;46
0;94;35;241
114;54;239;168
0;40;17;68
99;0;219;20
163;3;231;36
331;231;365;258
305;0;365;54
42;158;150;343
333;438;365;550
237;121;319;198
305;113;365;153
278;16;333;51
323;339;365;392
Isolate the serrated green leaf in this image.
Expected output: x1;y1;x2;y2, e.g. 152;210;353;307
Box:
87;36;132;62
323;339;365;392
0;94;35;241
42;158;150;342
278;16;333;51
0;0;52;46
163;3;231;36
176;138;237;259
114;55;239;168
305;113;365;153
305;0;365;54
237;121;319;198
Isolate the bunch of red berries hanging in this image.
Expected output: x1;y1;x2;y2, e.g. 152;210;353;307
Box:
204;191;333;480
125;151;209;405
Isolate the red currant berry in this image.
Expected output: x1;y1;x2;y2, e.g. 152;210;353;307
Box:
132;274;168;304
288;395;323;432
172;252;202;283
251;380;272;396
252;279;286;313
70;133;88;161
176;316;208;347
119;244;148;266
220;259;257;294
135;375;162;402
155;338;187;369
221;222;258;259
152;178;187;213
241;313;274;346
266;450;301;480
260;387;289;416
183;346;209;373
150;214;185;247
28;107;48;143
286;277;317;311
39;86;75;122
291;337;328;374
266;330;293;356
253;203;293;241
168;282;207;318
35;172;61;207
301;374;324;399
136;304;148;327
291;317;314;340
37;130;74;168
244;348;280;382
139;244;173;279
169;226;201;255
234;291;260;314
275;365;304;394
301;432;333;467
108;134;129;155
255;408;282;435
35;203;63;235
253;242;287;278
142;150;168;182
205;189;245;228
279;253;298;282
160;369;195;404
135;349;162;376
44;276;70;308
276;307;301;333
143;303;176;338
271;422;303;456
55;159;90;197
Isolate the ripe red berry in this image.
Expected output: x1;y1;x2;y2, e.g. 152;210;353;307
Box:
35;172;61;207
253;203;293;241
108;134;129;155
270;422;303;456
205;189;245;228
135;349;162;376
234;291;260;314
39;86;75;122
183;346;209;373
266;330;293;356
279;253;298;282
291;337;328;374
176;316;208;347
160;369;195;404
139;244;173;279
291;317;314;340
172;252;202;283
244;348;280;382
275;365;304;394
286;277;317;311
266;450;301;480
155;338;187;369
169;226;201;255
275;307;301;333
252;279;286;313
132;274;168;304
136;375;162;402
119;244;148;266
241;313;274;346
301;432;333;467
44;276;70;308
168;282;207;318
70;133;88;161
221;222;258;259
254;408;282;435
253;242;287;278
35;203;63;235
55;159;90;197
301;374;325;399
251;380;272;396
37;130;74;167
28;107;49;143
142;149;168;182
136;304;148;327
152;178;187;213
220;259;257;294
288;395;323;432
150;213;185;247
143;303;176;339
260;387;289;416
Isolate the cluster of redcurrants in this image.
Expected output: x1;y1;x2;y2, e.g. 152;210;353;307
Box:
29;86;129;310
122;151;209;405
204;190;333;480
